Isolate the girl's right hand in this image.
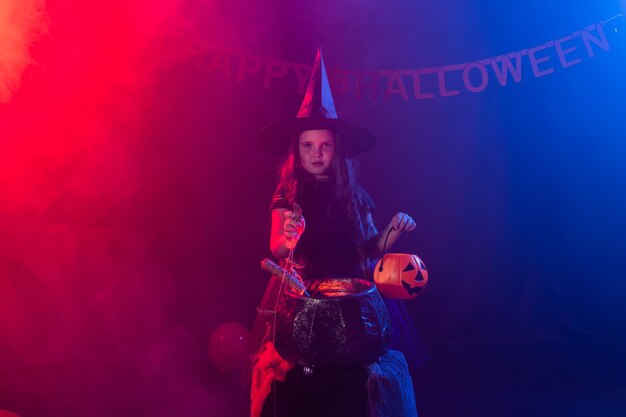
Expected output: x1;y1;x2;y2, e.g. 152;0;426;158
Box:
283;210;306;248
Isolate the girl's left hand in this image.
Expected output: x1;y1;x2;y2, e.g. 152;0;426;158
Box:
390;212;417;232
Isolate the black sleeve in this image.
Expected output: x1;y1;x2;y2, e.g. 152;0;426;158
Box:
359;186;381;257
358;185;377;216
269;183;290;211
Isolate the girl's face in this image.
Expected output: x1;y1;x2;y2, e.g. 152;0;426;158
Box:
298;129;336;178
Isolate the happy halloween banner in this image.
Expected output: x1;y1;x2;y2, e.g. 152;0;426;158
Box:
166;15;623;101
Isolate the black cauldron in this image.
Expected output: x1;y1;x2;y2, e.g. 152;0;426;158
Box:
274;278;391;368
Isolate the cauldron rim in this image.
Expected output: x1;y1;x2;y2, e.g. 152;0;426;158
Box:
286;277;377;300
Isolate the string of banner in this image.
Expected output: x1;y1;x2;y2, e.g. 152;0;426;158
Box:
165;14;624;102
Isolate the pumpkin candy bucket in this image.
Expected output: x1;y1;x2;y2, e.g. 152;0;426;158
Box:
374;253;428;299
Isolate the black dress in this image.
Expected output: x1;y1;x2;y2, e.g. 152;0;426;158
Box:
271;176;369;280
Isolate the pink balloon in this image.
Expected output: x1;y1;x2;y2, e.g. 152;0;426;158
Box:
208;322;252;372
0;411;21;417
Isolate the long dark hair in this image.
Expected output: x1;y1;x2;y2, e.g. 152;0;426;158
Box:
276;131;378;248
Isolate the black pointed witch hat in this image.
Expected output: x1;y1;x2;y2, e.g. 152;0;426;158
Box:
258;48;376;156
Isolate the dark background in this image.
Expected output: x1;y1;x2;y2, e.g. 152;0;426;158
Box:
1;0;625;416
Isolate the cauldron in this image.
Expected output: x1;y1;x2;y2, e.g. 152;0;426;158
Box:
274;278;391;368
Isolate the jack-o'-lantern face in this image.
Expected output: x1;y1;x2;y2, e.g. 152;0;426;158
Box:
400;256;427;294
374;254;428;300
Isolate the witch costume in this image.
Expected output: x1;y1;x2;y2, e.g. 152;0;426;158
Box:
250;48;428;417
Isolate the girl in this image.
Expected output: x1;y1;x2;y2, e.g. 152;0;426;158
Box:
252;49;427;417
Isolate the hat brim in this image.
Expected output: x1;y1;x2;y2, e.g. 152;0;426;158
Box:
258;117;376;157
